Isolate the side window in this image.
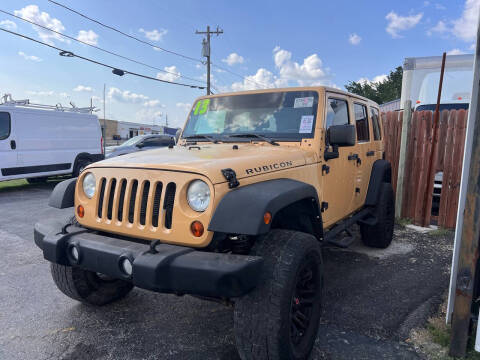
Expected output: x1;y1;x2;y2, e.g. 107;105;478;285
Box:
0;112;11;140
142;138;169;147
354;103;369;142
370;107;382;141
325;98;349;129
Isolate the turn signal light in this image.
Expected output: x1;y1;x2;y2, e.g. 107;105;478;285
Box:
191;221;204;237
77;205;85;218
263;212;272;225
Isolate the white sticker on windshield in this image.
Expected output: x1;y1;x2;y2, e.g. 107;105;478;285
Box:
299;115;314;133
294;97;314;108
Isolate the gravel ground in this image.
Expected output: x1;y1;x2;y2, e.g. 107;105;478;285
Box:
0;181;454;359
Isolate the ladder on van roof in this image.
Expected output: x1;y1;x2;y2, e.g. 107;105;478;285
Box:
0;94;97;114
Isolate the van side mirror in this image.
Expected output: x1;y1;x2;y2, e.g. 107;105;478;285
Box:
328;124;356;147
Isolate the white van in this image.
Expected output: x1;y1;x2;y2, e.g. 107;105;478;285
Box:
0;96;103;183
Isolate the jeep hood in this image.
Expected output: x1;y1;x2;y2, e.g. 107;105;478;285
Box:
90;143;316;184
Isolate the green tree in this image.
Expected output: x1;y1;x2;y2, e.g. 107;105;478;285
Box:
345;66;403;104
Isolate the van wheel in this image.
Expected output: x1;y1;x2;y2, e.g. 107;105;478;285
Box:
73;158;91;177
360;182;395;248
234;230;323;360
50;263;133;306
26;177;48;184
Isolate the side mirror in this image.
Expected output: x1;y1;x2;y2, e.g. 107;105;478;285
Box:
328;124;356;147
136;143;144;148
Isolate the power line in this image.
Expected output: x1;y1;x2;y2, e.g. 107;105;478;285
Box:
0;9;204;85
48;0;203;63
0;28;205;89
47;0;270;89
211;62;270;88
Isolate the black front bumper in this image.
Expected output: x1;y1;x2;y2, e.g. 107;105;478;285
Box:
34;217;263;298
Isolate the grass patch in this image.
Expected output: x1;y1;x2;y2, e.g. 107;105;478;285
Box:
0;179;29;191
429;228;452;237
396;217;412;227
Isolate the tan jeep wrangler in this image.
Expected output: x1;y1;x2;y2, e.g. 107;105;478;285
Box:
35;87;394;360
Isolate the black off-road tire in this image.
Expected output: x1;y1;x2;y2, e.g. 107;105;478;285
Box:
73;158;91;177
234;230;323;360
360;182;395;249
50;263;133;306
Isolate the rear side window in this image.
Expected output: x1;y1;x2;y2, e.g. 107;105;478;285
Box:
370;107;382;140
326;98;349;129
354;103;369;142
0;112;11;140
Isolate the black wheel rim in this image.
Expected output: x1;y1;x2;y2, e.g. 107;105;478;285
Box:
290;254;321;351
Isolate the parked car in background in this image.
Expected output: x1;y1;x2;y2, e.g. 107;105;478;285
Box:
0;95;103;183
105;134;174;158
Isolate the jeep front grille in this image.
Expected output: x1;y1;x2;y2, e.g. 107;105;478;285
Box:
96;177;176;230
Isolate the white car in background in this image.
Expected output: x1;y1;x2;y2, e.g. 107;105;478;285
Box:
0;96;104;183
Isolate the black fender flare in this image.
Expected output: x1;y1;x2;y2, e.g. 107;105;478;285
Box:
208;178;321;236
365;159;392;206
48;178;77;209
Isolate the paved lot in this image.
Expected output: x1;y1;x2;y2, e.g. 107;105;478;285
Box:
0;181;454;359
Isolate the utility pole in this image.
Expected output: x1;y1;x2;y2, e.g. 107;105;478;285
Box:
195;25;223;95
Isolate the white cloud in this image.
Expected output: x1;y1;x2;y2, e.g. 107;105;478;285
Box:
222;53;245;66
357;74;388;85
385;11;423;38
58;92;69;98
349;33;362;45
108;87;149;104
139;28;167;41
231;47;332;91
18;51;42;62
143;100;164;107
447;48;466;55
134;108;165;124
73;85;94;92
453;0;480;42
176;102;192;112
0;20;17;30
77;30;99;46
156;66;181;82
26;90;54;96
14;5;67;45
427;20;448;36
232;68;277;91
273;47;330;86
470;43;476;50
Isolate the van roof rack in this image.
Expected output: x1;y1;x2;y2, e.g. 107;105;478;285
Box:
0;94;98;114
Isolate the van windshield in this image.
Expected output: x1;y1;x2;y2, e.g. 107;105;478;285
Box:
121;136;142;147
182;91;319;141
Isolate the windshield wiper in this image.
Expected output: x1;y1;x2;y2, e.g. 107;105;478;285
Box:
183;135;220;144
227;133;279;146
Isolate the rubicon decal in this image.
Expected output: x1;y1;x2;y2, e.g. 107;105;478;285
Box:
245;161;294;175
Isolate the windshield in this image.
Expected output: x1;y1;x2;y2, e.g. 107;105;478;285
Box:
120;136;143;147
182;91;319;141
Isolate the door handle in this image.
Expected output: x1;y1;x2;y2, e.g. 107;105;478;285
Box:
366;151;375;157
10;140;16;150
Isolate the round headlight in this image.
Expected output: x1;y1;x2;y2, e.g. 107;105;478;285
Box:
187;180;210;212
82;172;96;199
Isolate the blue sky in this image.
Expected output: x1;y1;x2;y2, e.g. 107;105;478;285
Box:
0;0;477;127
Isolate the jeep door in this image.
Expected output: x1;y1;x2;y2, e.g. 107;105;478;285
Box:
0;111;16;181
321;94;357;226
351;101;373;210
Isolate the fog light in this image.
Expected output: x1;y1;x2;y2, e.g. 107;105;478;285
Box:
190;221;204;237
120;258;133;276
77;205;85;218
70;245;79;262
